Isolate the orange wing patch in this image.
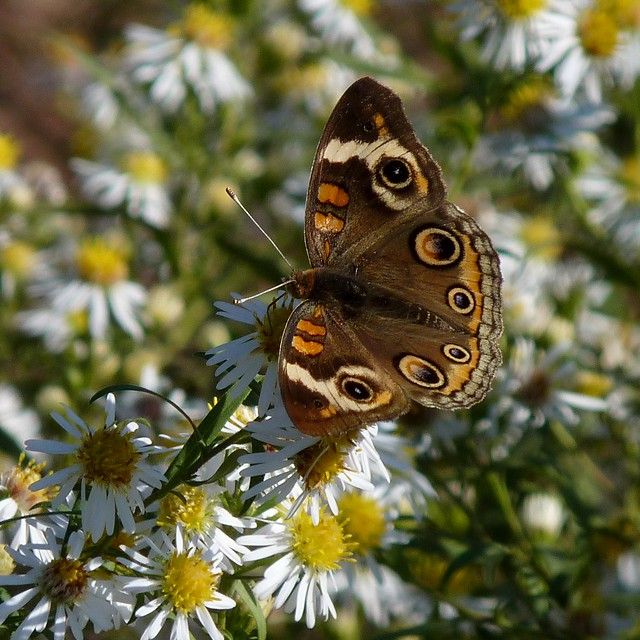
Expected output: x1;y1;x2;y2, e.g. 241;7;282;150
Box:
314;212;345;233
292;313;327;357
317;182;349;207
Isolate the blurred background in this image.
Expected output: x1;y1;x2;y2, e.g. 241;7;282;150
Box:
1;0;640;637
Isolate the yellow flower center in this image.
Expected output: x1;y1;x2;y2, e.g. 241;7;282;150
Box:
336;493;386;555
618;156;640;203
122;151;167;183
597;0;640;27
496;0;547;19
41;557;88;604
3;457;55;512
175;4;235;50
0;241;36;278
294;441;346;490
289;509;353;571
0;545;15;576
257;303;294;362
520;215;562;260
578;8;619;58
575;370;613;397
158;485;211;534
76;237;129;285
500;79;552;126
342;0;374;16
0;134;20;170
76;426;140;489
163;550;220;613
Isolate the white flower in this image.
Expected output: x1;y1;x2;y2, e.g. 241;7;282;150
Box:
536;0;634;101
240;406;388;523
239;505;350;627
576;152;640;258
24;235;147;341
72;155;171;228
206;296;292;416
124;23;251;114
490;339;607;430
298;0;380;61
0;528;123;639
118;527;235;640
476;96;613;190
0;457;55;548
25;394;166;541
451;0;572;70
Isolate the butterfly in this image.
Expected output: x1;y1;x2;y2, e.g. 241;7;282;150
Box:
277;77;503;436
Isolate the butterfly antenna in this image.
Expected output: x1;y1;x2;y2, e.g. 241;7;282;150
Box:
226;187;294;271
233;280;294;305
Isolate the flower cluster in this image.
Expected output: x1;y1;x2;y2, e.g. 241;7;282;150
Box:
2;0;640;638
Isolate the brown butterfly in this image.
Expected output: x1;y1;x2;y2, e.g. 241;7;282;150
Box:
277;77;503;436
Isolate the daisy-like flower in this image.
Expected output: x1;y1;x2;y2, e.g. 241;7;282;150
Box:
154;479;250;571
118;526;235;640
0;456;57;548
25;393;166;542
0;528;121;639
475;77;614;189
451;0;569;70
490;338;608;430
536;0;637;101
206;296;294;416
298;0;379;61
124;4;251;114
240;406;387;523
239;504;353;627
333;490;429;625
25;234;147;341
576;151;640;258
72;151;171;228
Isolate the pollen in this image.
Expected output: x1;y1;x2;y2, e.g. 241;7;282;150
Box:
577;8;619;58
289;509;353;571
76;237;129;285
3;456;55;512
496;0;547;19
0;133;20;170
619;155;640;203
0;545;15;575
76;426;139;488
158;485;211;535
337;493;386;555
41;557;88;604
122;151;167;183
162;550;220;614
294;441;345;490
177;3;235;50
0;241;36;278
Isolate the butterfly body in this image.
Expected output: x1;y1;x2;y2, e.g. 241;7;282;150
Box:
278;77;503;437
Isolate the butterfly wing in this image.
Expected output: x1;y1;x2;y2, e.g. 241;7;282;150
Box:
304;76;447;267
350;202;503;409
278;300;410;436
